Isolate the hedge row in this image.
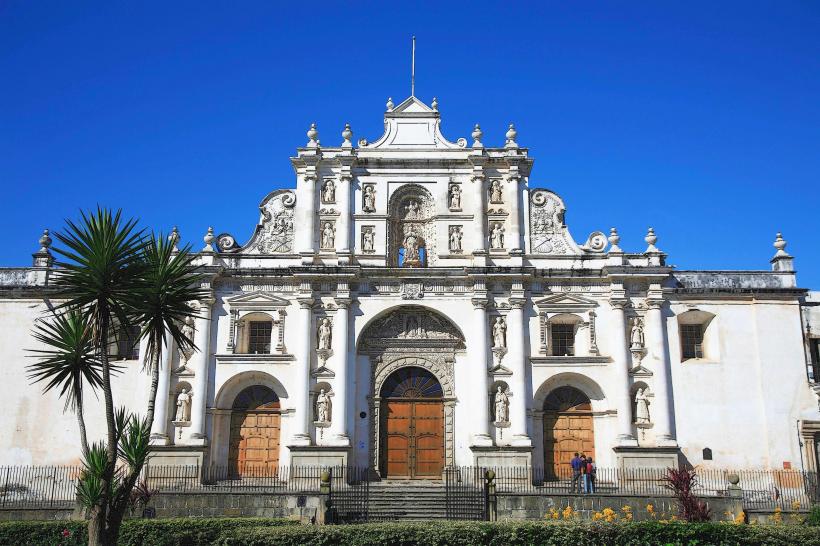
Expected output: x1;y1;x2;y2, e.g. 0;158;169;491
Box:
3;519;820;546
0;518;297;546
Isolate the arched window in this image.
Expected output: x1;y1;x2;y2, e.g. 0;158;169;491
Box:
236;312;276;354
232;385;280;411
547;314;585;356
677;309;718;362
380;367;443;399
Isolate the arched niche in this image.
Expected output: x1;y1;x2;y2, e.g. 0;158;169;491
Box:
388;184;436;267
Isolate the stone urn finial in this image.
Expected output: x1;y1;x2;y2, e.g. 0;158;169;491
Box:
471;124;483;148
505;123;518;148
644;227;659;253
773;232;789;257
386;97;394;111
431;97;438;111
306;123;319;147
203;227;215;252
168;226;180;252
608;227;622;253
38;229;52;253
341;123;353;148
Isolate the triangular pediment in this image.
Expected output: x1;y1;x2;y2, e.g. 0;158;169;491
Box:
362;96;466;150
226;291;290;309
534;293;598;310
392;96;434;114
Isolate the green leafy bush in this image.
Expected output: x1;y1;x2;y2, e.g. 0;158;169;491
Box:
3;519;820;546
808;505;820;526
0;517;296;546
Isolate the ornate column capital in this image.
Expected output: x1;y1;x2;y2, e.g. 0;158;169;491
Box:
297;297;315;309
334;297;352;309
509;297;526;310
646;298;665;311
471;298;488;310
470;174;485;184
609;298;629;311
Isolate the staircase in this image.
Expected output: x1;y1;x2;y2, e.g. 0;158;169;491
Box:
330;480;486;522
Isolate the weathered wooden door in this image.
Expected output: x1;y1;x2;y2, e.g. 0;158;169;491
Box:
381;367;445;479
384;400;444;478
228;385;281;477
543;386;594;478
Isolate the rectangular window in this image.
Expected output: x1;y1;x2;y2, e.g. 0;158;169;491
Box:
248;321;273;354
681;324;704;360
551;324;575;356
810;339;820;382
115;325;140;360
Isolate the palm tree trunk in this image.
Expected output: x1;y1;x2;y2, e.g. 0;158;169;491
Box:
93;314;118;546
144;329;163;428
74;383;90;457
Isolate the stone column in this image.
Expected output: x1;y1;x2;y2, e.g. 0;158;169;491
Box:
298;174;317;263
507;298;531;445
506;175;522;254
329;298;351;445
150;333;172;444
646;299;676;445
336;175;352;262
291;296;314;445
610;300;638;446
190;297;215;443
471;175;487;258
470;298;492;446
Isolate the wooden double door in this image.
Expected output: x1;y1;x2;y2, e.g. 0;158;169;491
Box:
382;399;444;478
543;386;595;478
228;385;282;477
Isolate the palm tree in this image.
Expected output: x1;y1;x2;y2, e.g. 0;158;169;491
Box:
27;309;108;457
131;232;205;429
49;207;145;546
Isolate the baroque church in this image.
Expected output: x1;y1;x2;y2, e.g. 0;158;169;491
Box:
3;94;820;479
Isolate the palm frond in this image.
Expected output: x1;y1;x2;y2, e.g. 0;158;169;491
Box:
118;413;151;470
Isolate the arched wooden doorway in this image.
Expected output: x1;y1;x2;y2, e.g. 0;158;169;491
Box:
380;367;444;479
543;386;594;479
228;385;281;477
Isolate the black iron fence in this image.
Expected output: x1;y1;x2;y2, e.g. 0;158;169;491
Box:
1;464;817;512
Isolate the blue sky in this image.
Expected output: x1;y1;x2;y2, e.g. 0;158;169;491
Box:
2;2;819;285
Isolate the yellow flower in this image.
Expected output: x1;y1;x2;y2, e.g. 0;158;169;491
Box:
621;506;633;521
602;507;618;523
734;511;745;524
562;505;576;520
592;511;604;521
771;507;783;524
792;500;801;511
546;507;560;520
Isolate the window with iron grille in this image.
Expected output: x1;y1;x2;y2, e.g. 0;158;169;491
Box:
115;325;140;360
248;321;273;354
551;324;575;356
681;324;704;360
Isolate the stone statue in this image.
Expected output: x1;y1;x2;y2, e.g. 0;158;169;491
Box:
362;228;375;252
316;389;330;423
403;234;422;266
449;227;462;252
494;386;509;423
363;185;376;212
175;388;191;422
317;318;332;350
175;316;195;373
321;222;335;249
630;317;645;350
635;388;650;424
449;184;461;209
490;179;503;203
405;200;420;219
492;317;507;348
323;179;336;203
491;224;505;249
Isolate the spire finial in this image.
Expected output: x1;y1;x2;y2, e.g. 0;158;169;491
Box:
472;124;484;148
644;227;660;253
773;232;790;257
411;36;416;97
341;123;353;148
203;227;215;252
306;123;319;147
608;227;622;253
505;123;518;149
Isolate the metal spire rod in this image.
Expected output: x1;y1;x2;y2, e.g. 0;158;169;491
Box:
411;35;416;97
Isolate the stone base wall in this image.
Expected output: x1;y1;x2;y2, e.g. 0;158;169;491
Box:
0;507;78;521
150;491;323;522
496;494;742;522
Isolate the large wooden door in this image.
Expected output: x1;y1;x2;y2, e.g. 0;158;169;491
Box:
228;385;281;476
543;386;594;478
381;367;445;479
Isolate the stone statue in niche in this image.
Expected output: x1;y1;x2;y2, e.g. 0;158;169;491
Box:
174;316;196;374
404;314;425;338
322;179;336;203
634;388;650;424
363;185;376;212
175;388;191;422
362;227;375;252
630;317;645;350
402;234;423;267
317;318;332;350
404;200;421;220
492;316;507;348
494;386;509;423
449;226;462;252
490;179;503;203
449;184;462;210
490;223;505;249
316;389;330;423
321;222;335;249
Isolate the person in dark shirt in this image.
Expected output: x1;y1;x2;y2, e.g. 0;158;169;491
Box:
570;453;582;493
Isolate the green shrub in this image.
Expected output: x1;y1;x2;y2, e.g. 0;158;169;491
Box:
808;505;820;526
3;519;820;546
0;517;296;546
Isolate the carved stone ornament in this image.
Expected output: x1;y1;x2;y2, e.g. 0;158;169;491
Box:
490;223;505;249
448;226;463;252
322;179;336;204
489;179;504;204
174;388;192;423
362;226;375;253
529;189;582;255
401;282;424;300
493;386;509;424
320;221;336;250
363;184;376;213
231;190;296;254
448;183;462;211
359;306;463;351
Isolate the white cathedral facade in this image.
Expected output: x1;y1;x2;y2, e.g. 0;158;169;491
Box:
3;95;820;479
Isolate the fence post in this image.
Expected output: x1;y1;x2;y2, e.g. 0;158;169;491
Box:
319;468;332;525
485;469;496;522
726;473;744;521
